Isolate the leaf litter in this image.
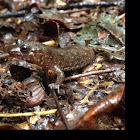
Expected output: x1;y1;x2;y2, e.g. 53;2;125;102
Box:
0;0;125;130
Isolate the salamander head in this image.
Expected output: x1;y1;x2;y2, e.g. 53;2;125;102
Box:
8;39;42;63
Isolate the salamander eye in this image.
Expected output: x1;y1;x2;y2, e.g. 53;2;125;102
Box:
20;44;29;52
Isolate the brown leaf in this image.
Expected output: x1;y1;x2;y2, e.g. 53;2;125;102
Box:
73;84;125;130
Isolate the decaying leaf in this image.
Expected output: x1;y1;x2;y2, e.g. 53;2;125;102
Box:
74;13;125;61
97;13;125;45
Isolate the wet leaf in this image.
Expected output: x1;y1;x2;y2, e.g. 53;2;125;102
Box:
16;121;30;130
74;13;125;60
97;13;125;45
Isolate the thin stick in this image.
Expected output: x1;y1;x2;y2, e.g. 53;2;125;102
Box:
64;68;114;81
0;10;26;18
59;8;89;14
50;89;71;130
57;1;119;10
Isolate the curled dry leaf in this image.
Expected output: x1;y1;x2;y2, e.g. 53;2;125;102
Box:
22;77;46;107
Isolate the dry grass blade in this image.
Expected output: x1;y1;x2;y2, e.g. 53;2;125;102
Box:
0;109;57;117
80;85;98;104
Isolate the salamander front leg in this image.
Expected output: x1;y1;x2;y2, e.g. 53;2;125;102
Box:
48;65;65;93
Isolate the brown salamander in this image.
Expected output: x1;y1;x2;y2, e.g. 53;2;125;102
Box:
8;40;95;89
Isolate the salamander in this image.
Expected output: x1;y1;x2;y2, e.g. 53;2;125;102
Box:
8;40;95;89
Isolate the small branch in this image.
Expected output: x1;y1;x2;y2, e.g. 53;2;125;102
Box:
57;1;120;10
64;68;114;81
0;10;26;18
59;8;90;14
50;89;71;130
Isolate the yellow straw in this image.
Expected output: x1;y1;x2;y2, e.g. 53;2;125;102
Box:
0;109;57;117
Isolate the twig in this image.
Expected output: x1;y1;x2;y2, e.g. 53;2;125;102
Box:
50;89;71;130
0;10;26;18
0;109;57;117
57;1;120;10
59;8;90;14
64;68;114;81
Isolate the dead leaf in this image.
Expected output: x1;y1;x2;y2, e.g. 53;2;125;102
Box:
16;121;30;130
29;115;41;125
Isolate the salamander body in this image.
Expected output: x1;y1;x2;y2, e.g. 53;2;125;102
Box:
8;40;95;87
